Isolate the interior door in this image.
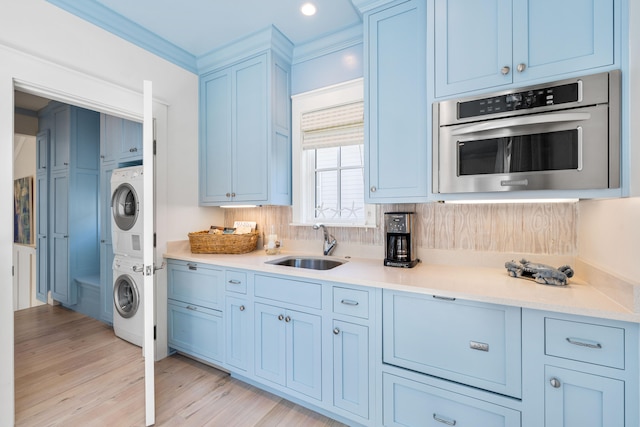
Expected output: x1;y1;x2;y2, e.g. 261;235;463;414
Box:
142;81;155;426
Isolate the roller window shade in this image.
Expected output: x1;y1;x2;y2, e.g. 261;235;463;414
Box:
301;101;364;150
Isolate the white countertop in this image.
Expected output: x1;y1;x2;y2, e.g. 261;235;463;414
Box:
164;241;639;324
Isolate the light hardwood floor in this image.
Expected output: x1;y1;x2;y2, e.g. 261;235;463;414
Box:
15;305;347;427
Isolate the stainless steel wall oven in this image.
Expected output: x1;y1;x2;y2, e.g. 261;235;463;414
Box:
432;71;621;194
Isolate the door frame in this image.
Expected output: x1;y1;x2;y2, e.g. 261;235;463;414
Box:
5;68;165;424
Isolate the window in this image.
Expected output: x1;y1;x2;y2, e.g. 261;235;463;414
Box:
292;79;375;227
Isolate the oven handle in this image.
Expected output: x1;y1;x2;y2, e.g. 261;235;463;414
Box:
450;112;591;136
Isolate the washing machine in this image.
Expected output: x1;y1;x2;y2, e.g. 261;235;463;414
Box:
111;165;144;257
113;255;144;348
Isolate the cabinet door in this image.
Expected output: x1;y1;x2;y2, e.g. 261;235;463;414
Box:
49;172;73;304
226;296;250;372
36;130;49;173
168;301;224;364
545;365;624;427
333;320;369;419
199;68;233;204
119;119;143;161
100;114;121;164
51;106;70;172
232;55;268;203
366;0;428;202
434;0;512;97
100;242;114;324
36;172;48;302
254;303;287;386
286;308;322;400
513;0;614;82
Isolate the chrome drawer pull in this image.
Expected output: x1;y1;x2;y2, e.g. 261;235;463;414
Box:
186;305;198;311
341;299;359;306
433;295;456;301
433;413;456;426
228;279;242;285
469;341;489;352
566;337;602;349
187;263;197;271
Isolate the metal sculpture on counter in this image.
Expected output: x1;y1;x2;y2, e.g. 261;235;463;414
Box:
505;259;574;286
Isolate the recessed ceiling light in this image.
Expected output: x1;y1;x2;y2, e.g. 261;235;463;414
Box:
301;3;317;16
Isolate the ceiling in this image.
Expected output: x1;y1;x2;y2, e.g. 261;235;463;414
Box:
47;0;363;73
15;91;51;112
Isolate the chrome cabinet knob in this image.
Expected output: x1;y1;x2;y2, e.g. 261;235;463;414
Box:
278;314;284;321
285;316;291;323
517;63;527;72
501;66;511;75
333;327;340;335
239;305;245;311
231;192;236;197
550;377;561;388
370;186;377;193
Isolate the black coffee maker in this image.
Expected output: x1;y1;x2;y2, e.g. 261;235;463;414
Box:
384;212;418;268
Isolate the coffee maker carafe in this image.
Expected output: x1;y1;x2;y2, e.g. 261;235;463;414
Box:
384;212;418;268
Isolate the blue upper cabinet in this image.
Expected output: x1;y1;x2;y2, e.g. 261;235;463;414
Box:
363;0;429;203
100;114;143;165
434;0;512;97
434;0;616;98
199;27;292;206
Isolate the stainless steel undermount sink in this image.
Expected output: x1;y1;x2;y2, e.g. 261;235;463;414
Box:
266;256;346;271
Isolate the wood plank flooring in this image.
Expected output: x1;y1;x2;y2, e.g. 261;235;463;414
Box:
15;305;346;427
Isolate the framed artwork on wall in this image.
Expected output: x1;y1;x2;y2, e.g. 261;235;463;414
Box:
14;176;33;245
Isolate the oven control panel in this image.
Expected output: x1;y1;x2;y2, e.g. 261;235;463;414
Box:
458;82;579;119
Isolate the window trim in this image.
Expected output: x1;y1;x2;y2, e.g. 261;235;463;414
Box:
291;78;376;227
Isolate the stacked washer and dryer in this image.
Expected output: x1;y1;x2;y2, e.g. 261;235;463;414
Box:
110;165;145;348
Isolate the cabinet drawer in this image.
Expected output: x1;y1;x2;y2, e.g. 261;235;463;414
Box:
225;270;247;294
167;300;223;364
383;290;522;398
333;286;369;319
167;260;224;310
545;318;625;369
383;373;521;427
254;274;321;309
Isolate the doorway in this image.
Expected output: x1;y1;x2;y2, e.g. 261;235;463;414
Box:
9;84;159;426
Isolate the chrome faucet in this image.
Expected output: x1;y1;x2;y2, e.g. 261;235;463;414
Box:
313;223;337;256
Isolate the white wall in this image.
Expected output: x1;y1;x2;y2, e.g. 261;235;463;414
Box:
13;134;35;180
0;1;222;424
577;1;640;283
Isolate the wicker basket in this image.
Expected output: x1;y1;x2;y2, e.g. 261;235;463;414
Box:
188;230;259;254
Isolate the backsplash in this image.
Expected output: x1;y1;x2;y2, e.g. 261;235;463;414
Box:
224;202;577;255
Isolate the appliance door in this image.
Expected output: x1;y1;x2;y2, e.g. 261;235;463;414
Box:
113;273;140;318
111;183;139;231
437;105;610;193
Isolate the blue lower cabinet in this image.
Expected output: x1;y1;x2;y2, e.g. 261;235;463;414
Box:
332;319;369;419
168;300;223;365
225;296;250;372
254;302;322;400
383;372;521;427
544;365;624;427
382;290;522;398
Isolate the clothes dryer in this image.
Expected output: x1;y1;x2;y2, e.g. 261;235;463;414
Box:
112;255;144;348
111;165;144;257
